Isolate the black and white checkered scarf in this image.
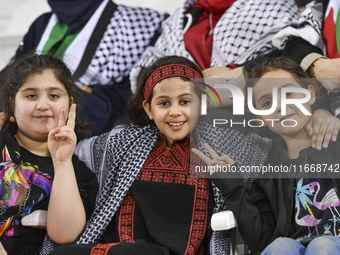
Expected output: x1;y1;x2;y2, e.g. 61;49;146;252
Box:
130;0;301;92
77;5;168;86
74;122;271;255
36;2;168;88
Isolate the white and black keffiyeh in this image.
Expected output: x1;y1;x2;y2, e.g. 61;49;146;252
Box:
78;5;168;86
130;0;300;92
35;2;167;88
75;122;271;255
271;1;325;53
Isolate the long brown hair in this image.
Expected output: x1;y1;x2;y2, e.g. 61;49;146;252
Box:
0;54;91;141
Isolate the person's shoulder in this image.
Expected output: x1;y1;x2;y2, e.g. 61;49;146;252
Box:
116;4;169;17
24;12;53;41
30;12;53;28
98;123;158;143
125;123;159;136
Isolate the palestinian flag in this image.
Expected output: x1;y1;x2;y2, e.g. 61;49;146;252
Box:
323;0;340;58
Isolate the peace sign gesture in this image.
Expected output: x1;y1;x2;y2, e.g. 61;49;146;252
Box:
48;104;77;163
192;143;234;175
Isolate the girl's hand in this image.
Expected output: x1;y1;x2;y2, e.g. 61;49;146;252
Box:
0;242;7;255
48;104;77;162
192;143;234;175
306;109;340;150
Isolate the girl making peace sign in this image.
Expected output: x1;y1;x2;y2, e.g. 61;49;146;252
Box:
0;55;338;254
50;55;338;255
0;54;98;255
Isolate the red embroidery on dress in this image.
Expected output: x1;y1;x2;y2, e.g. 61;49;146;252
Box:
163;172;174;183
138;136;190;183
153;172;164;182
134;135;210;254
90;243;118;255
140;170;152;181
174;173;186;185
184;178;210;255
118;191;135;243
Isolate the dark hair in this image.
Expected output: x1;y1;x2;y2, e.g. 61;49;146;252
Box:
0;54;90;141
245;57;323;117
126;55;204;126
245;57;322;152
246;56;318;89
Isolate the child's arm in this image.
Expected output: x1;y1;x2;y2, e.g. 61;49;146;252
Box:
46;104;86;244
306;109;340;150
0;242;7;255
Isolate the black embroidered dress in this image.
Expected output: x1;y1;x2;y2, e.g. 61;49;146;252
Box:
96;134;214;255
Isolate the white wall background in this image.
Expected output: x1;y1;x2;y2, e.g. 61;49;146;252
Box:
0;0;183;70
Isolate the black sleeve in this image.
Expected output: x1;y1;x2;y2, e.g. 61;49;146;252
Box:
281;36;324;64
243;36;324;75
72;154;98;221
294;0;313;7
211;171;277;253
243;35;330;112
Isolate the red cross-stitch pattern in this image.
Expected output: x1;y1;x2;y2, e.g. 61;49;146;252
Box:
118;191;135;243
184;178;209;255
132;135;210;254
144;64;202;99
90;243;118;255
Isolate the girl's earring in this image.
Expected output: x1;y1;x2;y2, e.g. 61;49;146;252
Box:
10;116;16;123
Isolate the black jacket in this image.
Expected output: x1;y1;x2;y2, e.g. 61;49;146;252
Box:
212;136;340;253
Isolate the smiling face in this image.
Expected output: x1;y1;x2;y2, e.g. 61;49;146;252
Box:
143;77;201;148
14;70;72;142
252;69;316;138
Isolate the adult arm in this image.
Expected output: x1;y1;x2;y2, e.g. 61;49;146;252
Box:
310;58;340;91
279;37;340;91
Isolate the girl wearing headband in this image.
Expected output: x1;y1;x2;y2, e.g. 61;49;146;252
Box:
48;55;271;255
48;55;339;255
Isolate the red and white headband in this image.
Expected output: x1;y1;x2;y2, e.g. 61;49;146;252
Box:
144;64;203;100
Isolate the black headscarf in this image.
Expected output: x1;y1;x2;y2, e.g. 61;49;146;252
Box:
48;0;104;35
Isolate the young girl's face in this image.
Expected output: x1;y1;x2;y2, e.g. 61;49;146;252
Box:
14;70;72;141
143;77;201;148
252;69;315;138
